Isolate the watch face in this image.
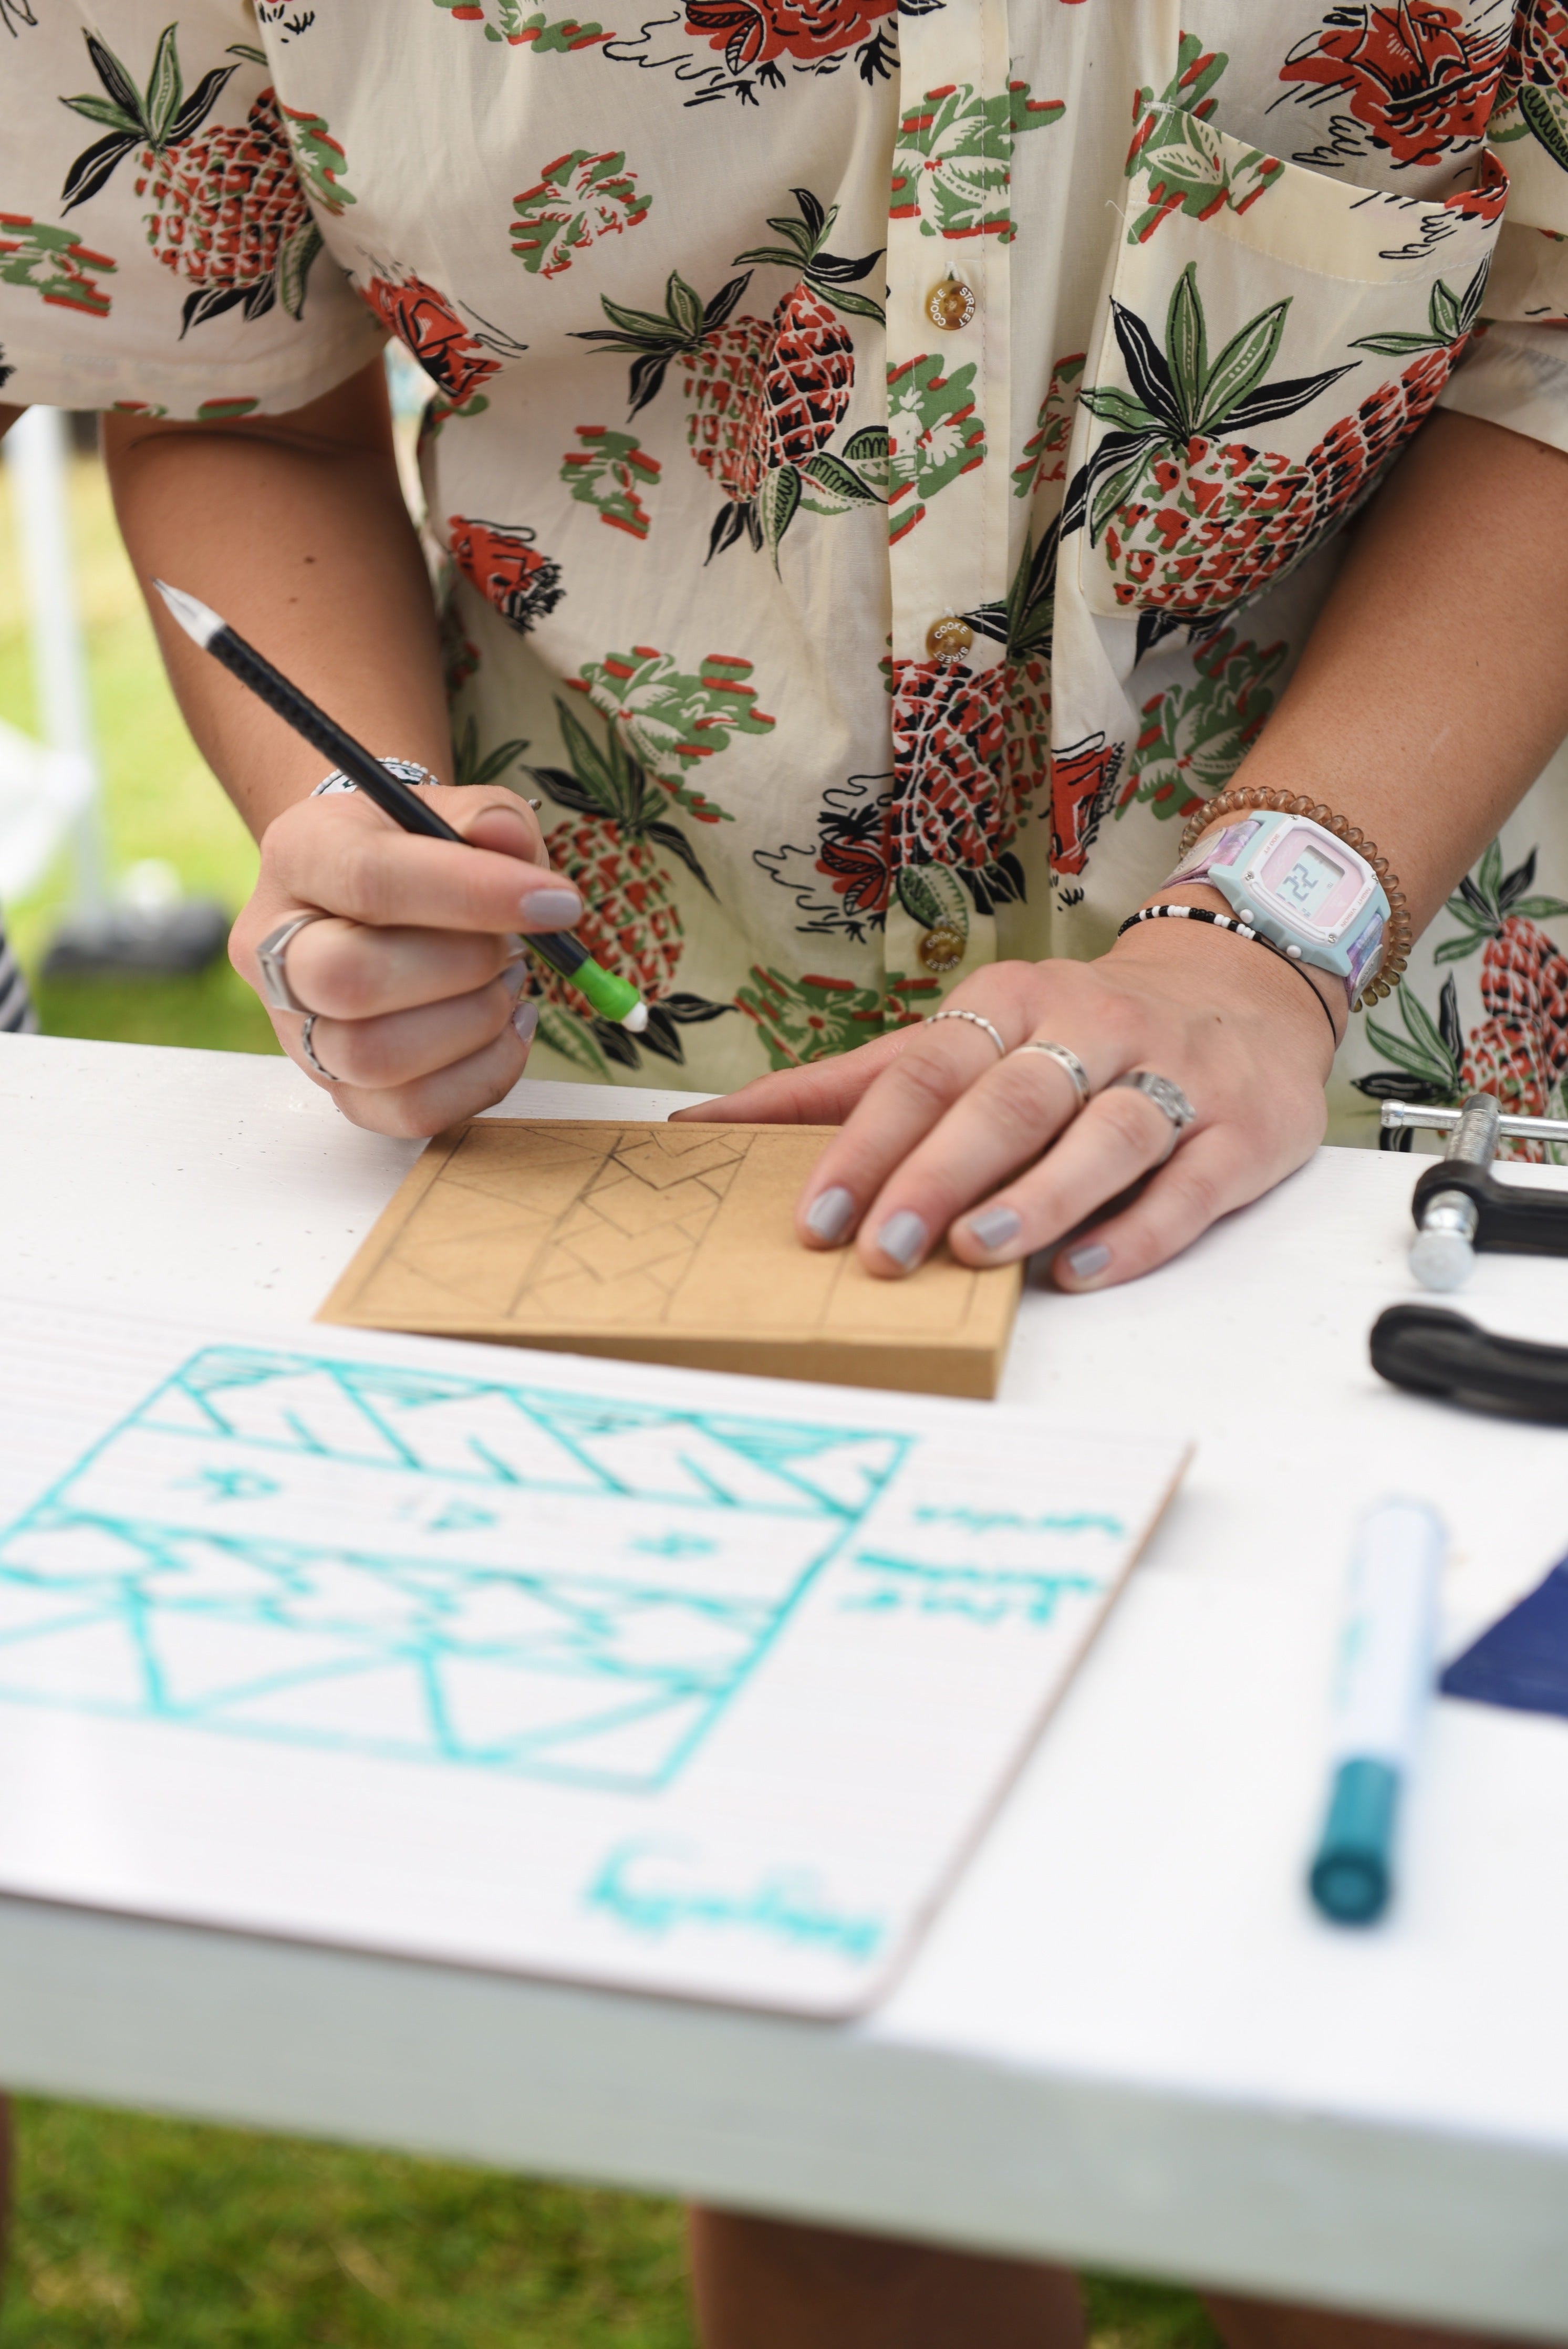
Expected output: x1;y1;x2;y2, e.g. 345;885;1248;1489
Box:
1250;822;1372;940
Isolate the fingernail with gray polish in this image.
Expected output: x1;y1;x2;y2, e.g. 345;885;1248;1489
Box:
876;1209;928;1270
520;887;583;928
512;998;539;1044
1065;1241;1110;1282
967;1206;1021;1253
804;1184;856;1244
502;959;529;996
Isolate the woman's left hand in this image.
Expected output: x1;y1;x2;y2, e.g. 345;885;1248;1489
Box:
671;911;1339;1291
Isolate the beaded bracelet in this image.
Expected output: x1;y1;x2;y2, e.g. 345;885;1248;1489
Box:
1173;785;1410;1008
1116;903;1341;1051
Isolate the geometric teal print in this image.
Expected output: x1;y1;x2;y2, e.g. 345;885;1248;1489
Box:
0;1349;907;1791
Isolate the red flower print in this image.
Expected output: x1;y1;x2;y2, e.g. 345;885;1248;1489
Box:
363;273;500;406
447;517;565;636
1278;5;1511;170
683;0;896;71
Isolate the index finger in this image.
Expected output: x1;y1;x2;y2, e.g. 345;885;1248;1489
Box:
266;787;579;936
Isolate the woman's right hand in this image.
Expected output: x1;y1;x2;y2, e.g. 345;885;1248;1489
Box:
230;783;576;1135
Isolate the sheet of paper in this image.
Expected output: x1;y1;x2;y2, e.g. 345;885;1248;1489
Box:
319;1122;1023;1398
0;1296;1187;2017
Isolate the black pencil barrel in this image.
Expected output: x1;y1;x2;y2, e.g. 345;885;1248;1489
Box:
213;628;463;843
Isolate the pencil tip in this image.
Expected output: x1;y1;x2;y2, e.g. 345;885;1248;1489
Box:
151;578;223;648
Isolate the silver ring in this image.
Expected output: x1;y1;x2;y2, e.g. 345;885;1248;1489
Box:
298;1012;339;1083
256;912;329;1015
1109;1069;1196;1139
926;1007;1006;1058
1010;1039;1089;1111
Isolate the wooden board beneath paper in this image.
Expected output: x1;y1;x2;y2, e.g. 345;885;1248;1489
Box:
318;1122;1023;1398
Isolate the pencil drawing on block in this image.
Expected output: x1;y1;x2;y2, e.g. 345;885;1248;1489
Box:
320;1124;1022;1396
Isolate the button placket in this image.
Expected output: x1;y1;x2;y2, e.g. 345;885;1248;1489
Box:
885;0;1015;1002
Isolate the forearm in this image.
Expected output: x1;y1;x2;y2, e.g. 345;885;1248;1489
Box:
1221;409;1568;932
102;360;451;838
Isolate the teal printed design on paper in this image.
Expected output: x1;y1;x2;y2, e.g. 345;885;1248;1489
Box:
0;1349;908;1792
586;1840;887;1962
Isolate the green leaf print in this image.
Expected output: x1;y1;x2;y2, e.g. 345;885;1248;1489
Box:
280;103;355;216
1012;353;1085;502
1521;81;1568;175
890;80;1063;244
430;0;613;50
560;425;662;538
0;216;115;318
1118;629;1287;823
736;966;939;1072
511;151;651;279
1125;35;1281;248
887;356;986;544
569;648;775;823
895;864;969;942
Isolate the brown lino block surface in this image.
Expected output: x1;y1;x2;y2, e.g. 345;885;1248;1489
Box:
318;1121;1023;1399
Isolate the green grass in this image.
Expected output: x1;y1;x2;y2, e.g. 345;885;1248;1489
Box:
0;453;1220;2349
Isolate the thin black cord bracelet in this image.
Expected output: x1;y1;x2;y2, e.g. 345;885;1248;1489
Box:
1115;903;1342;1051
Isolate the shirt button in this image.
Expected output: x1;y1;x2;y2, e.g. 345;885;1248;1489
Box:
917;922;967;975
925;276;977;332
925;615;974;664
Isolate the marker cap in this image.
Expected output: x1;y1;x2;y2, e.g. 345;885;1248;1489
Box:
572;957;648;1031
1310;1756;1398;1924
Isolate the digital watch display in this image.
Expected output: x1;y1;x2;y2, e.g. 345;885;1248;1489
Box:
1167;812;1389;998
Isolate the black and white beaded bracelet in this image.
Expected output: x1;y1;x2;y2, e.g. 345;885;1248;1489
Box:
1115;902;1341;1050
311;757;440;796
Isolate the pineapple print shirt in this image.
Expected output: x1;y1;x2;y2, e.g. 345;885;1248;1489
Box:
8;0;1568;1129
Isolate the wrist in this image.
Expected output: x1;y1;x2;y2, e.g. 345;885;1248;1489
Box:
1114;882;1346;1064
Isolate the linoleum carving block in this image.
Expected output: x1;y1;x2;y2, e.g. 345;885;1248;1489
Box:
319;1121;1023;1397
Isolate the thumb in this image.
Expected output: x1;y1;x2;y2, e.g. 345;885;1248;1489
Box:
430;786;548;867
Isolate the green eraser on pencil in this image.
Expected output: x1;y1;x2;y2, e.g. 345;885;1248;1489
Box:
573;958;648;1031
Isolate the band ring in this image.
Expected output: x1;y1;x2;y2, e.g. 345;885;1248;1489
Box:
298;1012;339;1084
1109;1069;1196;1150
926;1007;1006;1059
256;912;329;1016
1010;1039;1090;1113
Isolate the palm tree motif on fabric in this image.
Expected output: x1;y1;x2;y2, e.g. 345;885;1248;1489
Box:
1275;4;1512;172
510;150;652;279
569;645;775;827
560;428;663;539
1125;36;1283;244
1490;1;1568;173
448;517;565;637
753;775;896;943
735;966;939;1073
889;78;1064;244
1355;845;1568;1145
59;26;340;332
0;217;116;318
573;190;885;563
1118;629;1289;827
528;699;733;1076
430;1;613;50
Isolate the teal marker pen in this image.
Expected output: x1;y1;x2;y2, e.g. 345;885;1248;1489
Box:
1309;1499;1444;1926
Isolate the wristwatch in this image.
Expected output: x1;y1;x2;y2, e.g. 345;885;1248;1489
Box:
1166;809;1388;999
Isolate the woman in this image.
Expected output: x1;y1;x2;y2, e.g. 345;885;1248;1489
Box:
4;6;1568;2340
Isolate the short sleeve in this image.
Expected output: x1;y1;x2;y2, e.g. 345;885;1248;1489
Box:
1440;5;1568;455
0;0;381;420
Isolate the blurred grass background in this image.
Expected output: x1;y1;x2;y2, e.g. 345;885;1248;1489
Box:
0;448;1218;2349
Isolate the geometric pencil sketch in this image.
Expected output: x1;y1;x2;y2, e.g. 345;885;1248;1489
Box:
0;1347;908;1791
320;1123;1022;1397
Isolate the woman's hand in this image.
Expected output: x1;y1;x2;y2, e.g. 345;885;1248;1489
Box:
673;910;1339;1291
230;783;576;1136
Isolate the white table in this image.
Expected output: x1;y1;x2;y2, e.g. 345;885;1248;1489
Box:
4;1032;1568;2338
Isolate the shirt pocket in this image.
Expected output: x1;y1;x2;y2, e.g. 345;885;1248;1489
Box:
1063;107;1509;625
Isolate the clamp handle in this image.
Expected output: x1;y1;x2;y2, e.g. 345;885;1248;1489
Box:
1372;1304;1568;1424
1410;1158;1568;1258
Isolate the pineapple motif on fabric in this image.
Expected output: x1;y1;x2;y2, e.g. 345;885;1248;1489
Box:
60;26;334;333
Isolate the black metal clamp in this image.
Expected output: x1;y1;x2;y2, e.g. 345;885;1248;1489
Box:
1380;1096;1568;1290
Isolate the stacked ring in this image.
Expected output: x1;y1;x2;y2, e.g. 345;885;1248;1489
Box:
926;1006;1006;1058
298;1012;339;1083
1010;1038;1090;1114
